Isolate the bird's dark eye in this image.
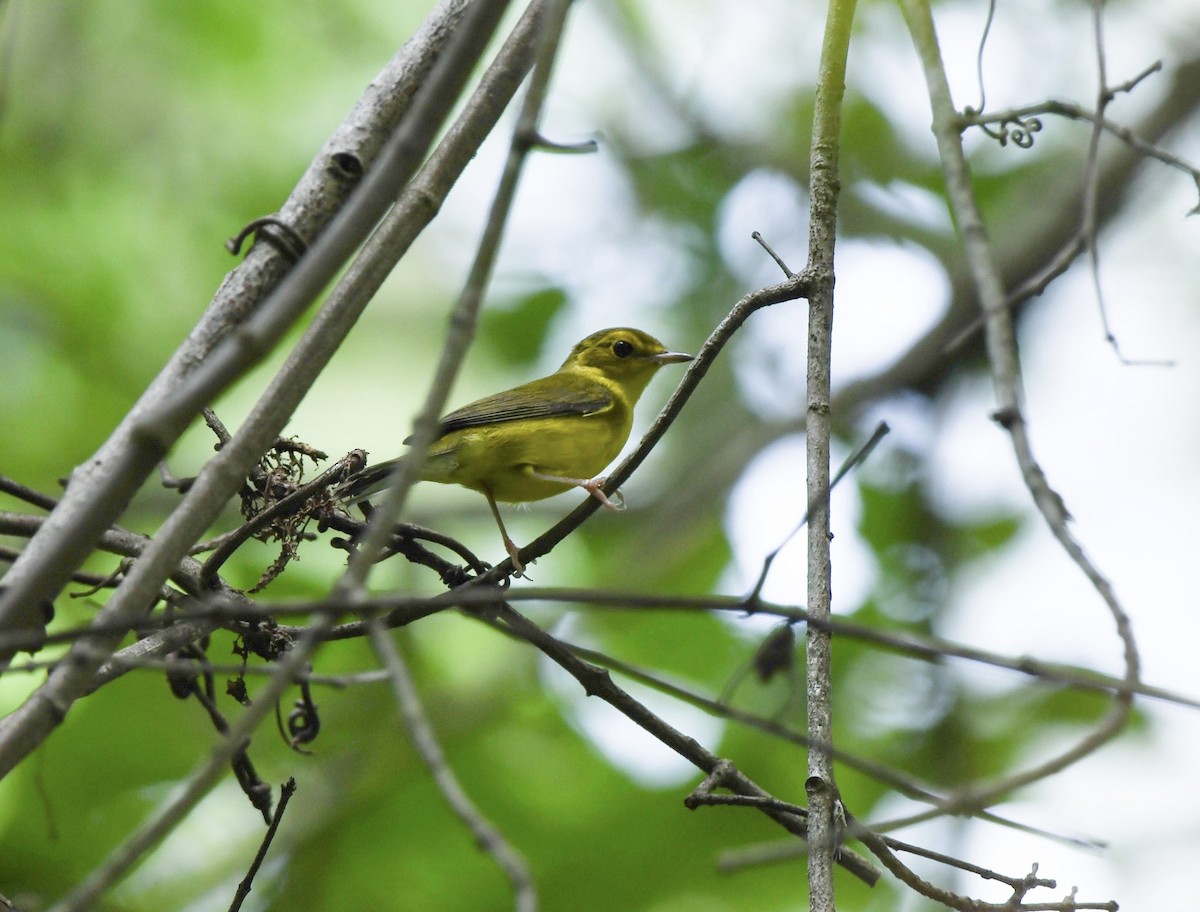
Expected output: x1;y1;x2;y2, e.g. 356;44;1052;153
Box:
612;340;634;358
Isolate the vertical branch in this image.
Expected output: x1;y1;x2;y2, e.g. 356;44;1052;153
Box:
804;0;857;907
1080;0;1113;348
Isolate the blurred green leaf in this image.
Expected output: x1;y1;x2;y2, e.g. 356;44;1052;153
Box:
482;287;569;366
625;142;745;230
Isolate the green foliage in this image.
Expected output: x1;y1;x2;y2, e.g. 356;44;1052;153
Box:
483;287;570;366
626;142;747;230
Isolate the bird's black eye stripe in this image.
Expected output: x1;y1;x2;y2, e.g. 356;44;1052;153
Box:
612;340;634;358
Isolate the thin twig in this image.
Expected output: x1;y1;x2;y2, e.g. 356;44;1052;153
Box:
960;98;1200;203
752;230;796;278
536;636;1102;851
1081;0;1121;362
368;619;537;911
748;421;889;601
0;546;121;592
0;567;1184;714
971;0;998;113
0;475;59;512
228;778;297;912
490;602;881;885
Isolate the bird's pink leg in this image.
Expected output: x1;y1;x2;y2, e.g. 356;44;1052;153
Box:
529;470;625;511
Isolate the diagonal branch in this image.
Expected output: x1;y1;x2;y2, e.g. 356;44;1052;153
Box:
0;0;520;781
0;0;475;657
368;619;537;912
489;601;882;886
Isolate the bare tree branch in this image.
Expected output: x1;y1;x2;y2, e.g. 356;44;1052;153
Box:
0;0;476;657
803;0;858;906
889;0;1141;903
0;0;517;782
45;621;328;912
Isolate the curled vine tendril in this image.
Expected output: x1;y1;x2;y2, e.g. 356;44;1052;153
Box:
275;677;321;753
964;109;1044;149
1000;115;1043;148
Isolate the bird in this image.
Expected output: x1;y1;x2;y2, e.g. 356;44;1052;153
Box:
340;327;692;573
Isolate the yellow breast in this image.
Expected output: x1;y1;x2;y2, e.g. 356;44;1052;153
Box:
422;409;631;502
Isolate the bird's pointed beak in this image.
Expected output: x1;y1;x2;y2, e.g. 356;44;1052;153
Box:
652;350;693;365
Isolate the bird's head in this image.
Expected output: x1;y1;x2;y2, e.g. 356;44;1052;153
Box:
560;328;692;394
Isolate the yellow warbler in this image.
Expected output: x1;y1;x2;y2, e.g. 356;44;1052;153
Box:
342;327;692;571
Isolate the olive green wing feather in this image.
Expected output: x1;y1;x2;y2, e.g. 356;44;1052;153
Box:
435;379;613;433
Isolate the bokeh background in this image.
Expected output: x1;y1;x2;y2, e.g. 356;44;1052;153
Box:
2;0;1199;909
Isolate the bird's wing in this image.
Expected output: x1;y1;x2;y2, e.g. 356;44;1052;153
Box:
436;381;613;433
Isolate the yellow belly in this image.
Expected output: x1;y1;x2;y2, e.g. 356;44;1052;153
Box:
421;414;628;502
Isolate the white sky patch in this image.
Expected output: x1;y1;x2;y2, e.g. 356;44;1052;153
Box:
716;169;810;289
722;434;876;613
853;180;952;234
731;238;947;421
829;240;949;384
